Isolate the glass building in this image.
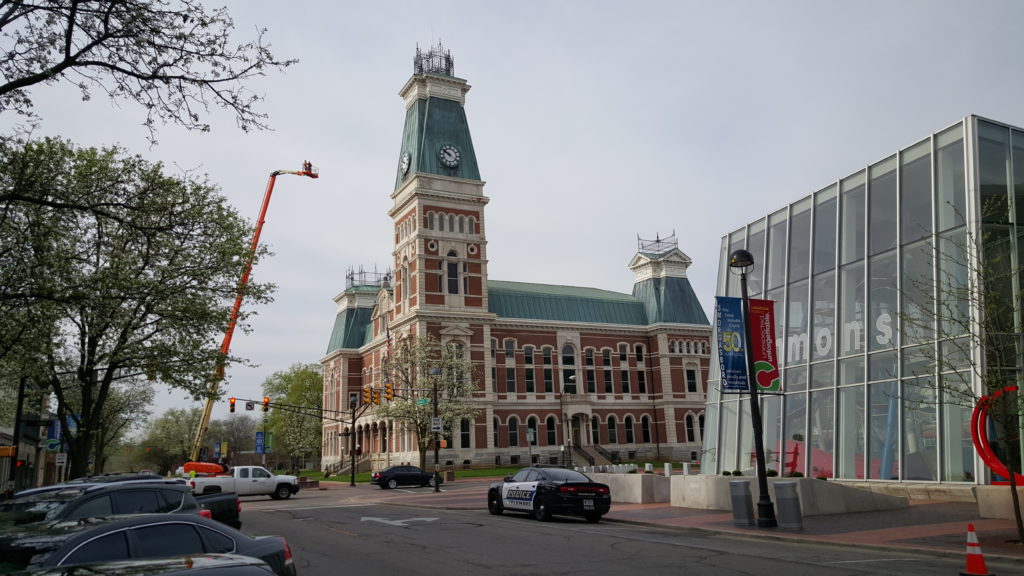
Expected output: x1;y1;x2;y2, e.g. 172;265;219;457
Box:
703;115;1024;484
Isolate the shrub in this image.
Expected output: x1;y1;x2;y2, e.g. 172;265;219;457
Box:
766;469;778;477
786;471;804;478
722;470;732;476
731;470;743;477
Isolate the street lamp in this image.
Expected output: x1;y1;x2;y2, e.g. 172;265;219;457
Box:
563;374;576;467
729;248;777;528
430;367;442;493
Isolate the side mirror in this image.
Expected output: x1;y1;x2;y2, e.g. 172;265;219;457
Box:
504;475;514;482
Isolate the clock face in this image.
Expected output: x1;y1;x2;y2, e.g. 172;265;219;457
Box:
400;152;410;175
439;145;460;168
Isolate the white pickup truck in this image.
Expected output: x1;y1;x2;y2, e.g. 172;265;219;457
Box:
187;465;300;500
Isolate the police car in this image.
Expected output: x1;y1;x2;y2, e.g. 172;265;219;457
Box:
487;466;611;523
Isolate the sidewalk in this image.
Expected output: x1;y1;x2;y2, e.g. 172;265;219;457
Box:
321;478;1024;563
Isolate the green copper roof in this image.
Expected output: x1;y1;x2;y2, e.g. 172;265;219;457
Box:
487;280;648;325
395;87;480;188
631;276;709;325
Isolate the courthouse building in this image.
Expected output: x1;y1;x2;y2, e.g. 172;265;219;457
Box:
320;45;712;473
703;115;1024;485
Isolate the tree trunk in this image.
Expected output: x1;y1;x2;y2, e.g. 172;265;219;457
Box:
1010;458;1024;543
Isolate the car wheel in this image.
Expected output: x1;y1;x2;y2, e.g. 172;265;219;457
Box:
269;490;281;500
427;476;436;487
274;485;292;500
533;498;551;522
585;513;602;523
387;478;398;489
487;490;503;515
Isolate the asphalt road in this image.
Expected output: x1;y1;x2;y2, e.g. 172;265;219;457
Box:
234;486;994;576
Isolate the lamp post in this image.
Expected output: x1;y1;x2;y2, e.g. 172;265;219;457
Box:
430;367;441;493
729;248;777;528
564;374;576;467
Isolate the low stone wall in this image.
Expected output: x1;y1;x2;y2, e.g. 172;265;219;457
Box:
669;475;909;516
976;485;1024;519
587;472;671;503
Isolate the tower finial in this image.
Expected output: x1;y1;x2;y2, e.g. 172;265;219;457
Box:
414;41;454;76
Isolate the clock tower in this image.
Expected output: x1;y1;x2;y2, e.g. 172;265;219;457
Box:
388;43;491;325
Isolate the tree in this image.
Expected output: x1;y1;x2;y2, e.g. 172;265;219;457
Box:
86;381;154;473
0;137;274;478
0;0;295;142
900;213;1024;543
262;363;322;473
206;413;258;465
139;407;202;475
376;334;479;470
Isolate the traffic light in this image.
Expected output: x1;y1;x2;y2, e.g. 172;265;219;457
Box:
262;397;270;412
372;389;381;405
15;459;26;468
362;386;372;405
229;397;236;413
384;382;394;401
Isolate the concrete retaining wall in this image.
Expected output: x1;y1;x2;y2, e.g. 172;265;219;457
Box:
976;485;1024;519
588;472;671;503
668;475;909;516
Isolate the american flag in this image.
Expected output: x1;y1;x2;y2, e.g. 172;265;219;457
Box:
385;319;392;357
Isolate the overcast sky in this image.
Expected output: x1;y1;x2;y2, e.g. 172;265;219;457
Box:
21;0;1024;423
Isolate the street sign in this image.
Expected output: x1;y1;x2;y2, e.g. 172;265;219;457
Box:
245;401;255;411
431;417;443;432
416;398;430;406
55;453;66;466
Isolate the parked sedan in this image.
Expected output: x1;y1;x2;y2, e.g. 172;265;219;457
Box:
0;514;295;576
370;465;441;489
10;554;276;576
487;466;611;523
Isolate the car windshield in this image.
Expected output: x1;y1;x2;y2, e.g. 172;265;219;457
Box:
0;488;88;526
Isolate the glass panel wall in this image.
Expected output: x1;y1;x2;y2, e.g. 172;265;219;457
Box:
837;384;865;479
868;380;899;480
840;171;866;264
978;120;1010;224
901;139;932;243
789;197;812;282
868;155;898;255
903;376;937;481
813;185;838;274
809;389;835;478
786;279;809;365
747;219;766;297
936;124;966;231
838;262;865;356
783;392;807;476
767;209;788;291
867;251;898;352
811;271;835;361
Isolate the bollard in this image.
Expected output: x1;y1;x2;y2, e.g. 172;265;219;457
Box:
729;480;755;527
682;462;690;475
664;463;673;477
774;481;803;530
645;463;654;473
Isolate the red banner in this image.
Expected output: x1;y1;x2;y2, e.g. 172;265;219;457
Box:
749;299;781;392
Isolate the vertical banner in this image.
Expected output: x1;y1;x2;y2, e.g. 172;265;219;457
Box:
255;431;265;455
715;296;749;393
749;299;782;393
213;442;221;460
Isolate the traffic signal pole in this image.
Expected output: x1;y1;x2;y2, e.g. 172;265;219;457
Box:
188;162;318;463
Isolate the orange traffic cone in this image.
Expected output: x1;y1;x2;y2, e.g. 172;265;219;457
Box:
960;523;993;576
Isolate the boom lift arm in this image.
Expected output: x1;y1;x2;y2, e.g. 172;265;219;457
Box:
188;161;319;463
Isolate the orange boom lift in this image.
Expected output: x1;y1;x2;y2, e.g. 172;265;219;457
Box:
188;161;319;463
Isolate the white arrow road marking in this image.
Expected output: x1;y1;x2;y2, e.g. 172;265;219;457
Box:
361;516;439;527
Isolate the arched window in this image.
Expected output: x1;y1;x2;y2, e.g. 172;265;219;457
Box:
561;345;576;393
546;416;557;445
468;216;477;234
591;416;601;444
508;417;519;447
641;416;651;443
446;251;459;294
527;417;538;446
685;414;695;442
607;416;618;444
458;215;465;233
427;212;434;229
624;416;634;443
670;341;677;354
438;213;446;232
493;417;501;448
698;413;705;440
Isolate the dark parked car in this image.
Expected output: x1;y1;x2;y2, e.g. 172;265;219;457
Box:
370;465;442;489
0;514;295;576
10;554;276;576
487;466;611;523
1;483;241;530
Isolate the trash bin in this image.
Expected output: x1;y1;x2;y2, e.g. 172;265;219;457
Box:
774;481;803;530
444;470;455;482
729;479;754;527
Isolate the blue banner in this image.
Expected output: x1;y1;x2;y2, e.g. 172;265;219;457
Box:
716;296;750;393
255;431;265;455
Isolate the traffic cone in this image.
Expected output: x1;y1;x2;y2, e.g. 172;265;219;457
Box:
960;523;993;576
